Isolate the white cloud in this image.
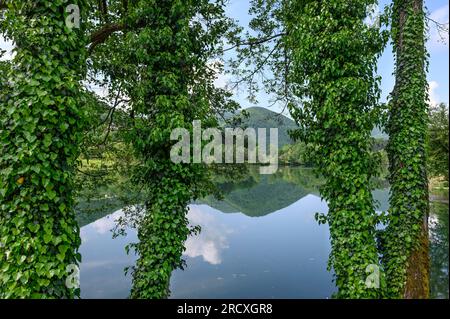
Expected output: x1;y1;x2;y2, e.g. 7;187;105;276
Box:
208;59;231;90
428;80;440;106
427;4;449;51
183;205;231;265
0;36;15;61
214;71;230;89
91;210;124;235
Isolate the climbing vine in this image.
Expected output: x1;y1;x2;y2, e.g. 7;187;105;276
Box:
129;0;234;299
85;0;237;298
382;0;430;298
286;0;388;298
0;0;434;300
0;0;88;298
231;0;389;298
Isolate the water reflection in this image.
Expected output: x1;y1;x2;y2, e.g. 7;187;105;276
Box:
184;206;232;265
77;167;448;299
79;211;136;298
169;195;334;299
429;201;449;299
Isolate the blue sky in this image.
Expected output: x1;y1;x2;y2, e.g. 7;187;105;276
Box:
1;1;448;113
222;0;449;114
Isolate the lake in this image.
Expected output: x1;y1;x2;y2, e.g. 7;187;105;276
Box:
76;166;449;299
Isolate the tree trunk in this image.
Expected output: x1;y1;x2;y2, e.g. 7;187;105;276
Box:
404;216;430;298
387;0;430;299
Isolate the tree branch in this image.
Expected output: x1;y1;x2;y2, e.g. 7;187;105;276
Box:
88;17;149;54
89;23;125;54
426;15;449;44
426;16;449;29
223;32;286;53
230;41;280;91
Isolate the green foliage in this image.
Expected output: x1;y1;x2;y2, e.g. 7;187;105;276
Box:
427;103;449;181
0;54;9;77
382;0;430;298
86;0;237;298
278;141;311;166
286;0;388;298
0;0;88;298
232;107;297;148
233;0;389;298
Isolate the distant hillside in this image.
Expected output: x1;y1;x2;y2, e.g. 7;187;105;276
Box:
226;107;387;148
227;107;298;148
202;177;309;217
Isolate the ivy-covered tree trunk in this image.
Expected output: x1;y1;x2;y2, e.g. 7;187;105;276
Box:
115;0;228;299
0;1;87;298
384;0;430;299
287;0;387;298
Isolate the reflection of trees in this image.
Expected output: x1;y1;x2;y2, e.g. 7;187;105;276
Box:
76;197;124;227
75;180;144;227
200;166;323;217
75;165;324;222
274;166;323;195
216;171;257;195
76;165;450;298
429;202;449;299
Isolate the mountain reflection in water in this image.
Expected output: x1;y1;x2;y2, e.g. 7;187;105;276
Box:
77;167;447;299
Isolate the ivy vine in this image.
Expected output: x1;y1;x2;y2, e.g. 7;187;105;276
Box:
231;0;390;298
0;0;88;298
85;0;237;298
382;0;430;298
286;0;389;298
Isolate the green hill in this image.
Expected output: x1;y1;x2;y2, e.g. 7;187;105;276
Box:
201;175;309;216
227;107;387;149
198;166;322;217
226;107;298;148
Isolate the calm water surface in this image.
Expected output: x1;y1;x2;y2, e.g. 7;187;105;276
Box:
77;167;448;299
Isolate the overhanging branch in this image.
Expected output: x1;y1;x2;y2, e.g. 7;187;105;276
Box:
88;18;148;54
89;23;125;53
223;32;286;53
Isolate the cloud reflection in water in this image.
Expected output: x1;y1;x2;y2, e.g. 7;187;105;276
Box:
184;205;232;265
